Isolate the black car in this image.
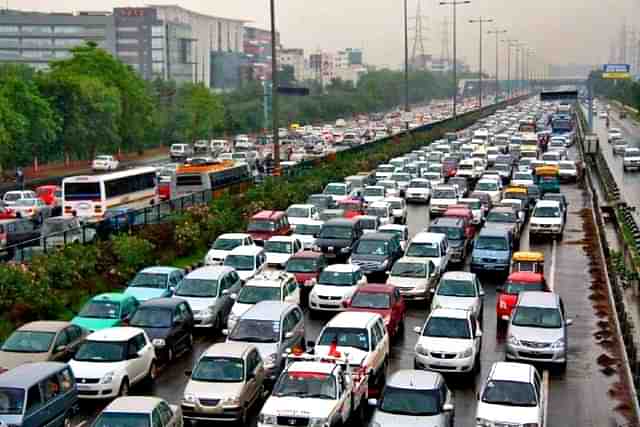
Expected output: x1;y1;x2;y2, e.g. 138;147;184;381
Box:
129;298;195;363
429;217;469;264
350;232;404;276
0;218;41;260
316;218;363;260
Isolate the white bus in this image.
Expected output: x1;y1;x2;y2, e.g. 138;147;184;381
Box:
62;167;158;219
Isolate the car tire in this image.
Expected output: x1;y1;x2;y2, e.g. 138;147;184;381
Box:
118;378;129;397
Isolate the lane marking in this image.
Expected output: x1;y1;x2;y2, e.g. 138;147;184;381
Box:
542;239;557;427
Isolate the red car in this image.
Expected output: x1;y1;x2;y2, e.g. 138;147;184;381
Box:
496;272;548;323
344;284;406;339
443;206;476;239
36;185;62;207
0;203;15;219
338;199;365;219
247;210;291;245
285;251;328;286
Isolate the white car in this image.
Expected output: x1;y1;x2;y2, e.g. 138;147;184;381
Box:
511;171;534;187
286;204;320;229
413;308;482;374
623;147;640;171
542;151;564;164
365;201;394;226
377;180;400;198
405;232;450;277
308;264;367;313
264;236;303;268
377;224;409;251
291;219;323;249
92;155;119;171
558;160;578;182
608;128;623;141
69;327;157;399
405;178;431;203
430;271;484;320
363;185;387;204
475;362;544;427
422;172;444;188
95;397;182;427
529;200;564;238
2;190;37;206
205;233;255;265
227;271;300;330
384;197;407;224
612;139;628;155
323;182;352;203
430;185;459;217
386;256;437;301
474;178;502;204
224;246;267;282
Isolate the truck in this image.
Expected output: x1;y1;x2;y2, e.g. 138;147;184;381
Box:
258;352;369;427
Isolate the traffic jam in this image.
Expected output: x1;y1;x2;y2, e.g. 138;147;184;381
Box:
0;97;612;427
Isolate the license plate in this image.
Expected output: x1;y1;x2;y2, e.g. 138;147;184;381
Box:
77;384;90;390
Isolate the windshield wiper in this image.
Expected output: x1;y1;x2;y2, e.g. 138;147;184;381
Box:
304;393;335;399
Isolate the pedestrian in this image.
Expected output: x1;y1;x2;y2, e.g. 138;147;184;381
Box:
15;167;24;190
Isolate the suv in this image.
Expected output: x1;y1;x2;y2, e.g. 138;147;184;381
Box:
470;227;513;276
309;264;367;313
506;291;572;370
264;236;303;268
405;232;450;278
316;218;362;260
226;301;305;385
349;232;404;276
247;211;291;245
204;233;255;265
430;185;459;217
476;362;544;427
428;217;469;265
223;245;267;282
529;200;565;239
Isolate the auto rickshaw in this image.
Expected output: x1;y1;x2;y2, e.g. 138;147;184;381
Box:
534;165;560;194
511;251;545;275
338;198;366;219
503;185;530;211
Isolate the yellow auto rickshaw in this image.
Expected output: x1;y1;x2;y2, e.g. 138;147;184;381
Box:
534;165;560;194
511;251;545;275
504;185;529;207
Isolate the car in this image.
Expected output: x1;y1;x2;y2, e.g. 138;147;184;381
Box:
246;211;291;245
431;271;484;321
306;193;336;211
378;179;401;198
40;216;97;248
506;291;572;370
69;327;157;399
470;227;513;276
430;185;459;217
225;301;305;385
485;206;522;244
365;201;394;226
475;178;502;204
612;138;628;155
475;362;544;427
91;155;119;171
512;171;534;187
355;214;382;234
223;245;267;282
428;217;470;265
309;264;367;314
413;308;482;374
529;200;564;239
542;192;568;221
35;185;62;214
323;182;353;203
384;197;407;224
386;256;437;301
315;218;363;260
181;342;264;424
94;396;182;427
0;321;88;372
72;293;140;332
349;232;404;277
623;147;640;171
363;185;387;204
497;271;548;323
405;232;450;277
448;176;469;197
286;204;320;229
608;128;623;141
345;284;407;339
264;236;304;268
124;266;185;302
2;190;37;206
290;219;323;249
377;223;409;251
227;271;300;331
11;198;52;223
285;250;327;286
129;298;194;363
204;233;255;265
405;178;431;203
172;266;242;330
458;198;484;225
368;370;455;427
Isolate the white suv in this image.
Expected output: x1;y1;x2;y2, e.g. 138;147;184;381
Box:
69;327;157;399
529;200;564;238
476;362;544;427
204;233;255;265
264;236;303;268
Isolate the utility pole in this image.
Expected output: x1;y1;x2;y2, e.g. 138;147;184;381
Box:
468;17;493;107
488;28;507;103
404;0;410;112
502;39;517;98
440;0;471;118
269;0;280;168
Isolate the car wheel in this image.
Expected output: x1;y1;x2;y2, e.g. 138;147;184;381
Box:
118;378;129;397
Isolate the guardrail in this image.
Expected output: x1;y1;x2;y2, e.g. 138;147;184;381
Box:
2;95;528;262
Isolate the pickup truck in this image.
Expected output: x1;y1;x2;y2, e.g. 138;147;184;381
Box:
258;353;369;427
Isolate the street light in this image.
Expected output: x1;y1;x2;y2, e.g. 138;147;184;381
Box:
488;28;507;103
469;17;493;108
269;0;280;169
501;39;517;98
440;0;470;118
404;0;409;113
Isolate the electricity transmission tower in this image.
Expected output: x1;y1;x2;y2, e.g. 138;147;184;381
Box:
439;15;451;67
410;0;429;70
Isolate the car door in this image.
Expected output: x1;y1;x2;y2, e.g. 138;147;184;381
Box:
168;306;184;352
244;349;262;406
51;328;72;361
284;278;300;305
290;306;305;347
125;337;146;384
470;315;482;354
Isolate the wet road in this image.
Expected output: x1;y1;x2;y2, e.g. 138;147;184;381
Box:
72;152;627;427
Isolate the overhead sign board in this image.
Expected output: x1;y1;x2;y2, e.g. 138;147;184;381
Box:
540;90;578;102
602;64;631;79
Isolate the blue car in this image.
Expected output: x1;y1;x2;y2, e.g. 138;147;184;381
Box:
470;227;513;275
124;266;186;302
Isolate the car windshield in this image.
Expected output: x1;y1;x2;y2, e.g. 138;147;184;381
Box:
129;272;167;289
354;239;389;256
423;317;470;339
318;327;369;351
287;257;319;273
212;238;243;251
78;300;120;319
287;207;309;218
477;182;498;191
512;306;562;328
365;187;385;197
248;220;275;232
130;307;172;328
406;242;439;258
391;174;409;182
387;200;403;209
95;156;112;161
365;207;389;218
481;380;537;407
324;184;346;196
294;224;321;236
273;371;337;399
391;261;427;278
265;240;293;254
504;281;545;294
461;200;481;210
192;357;244;382
430;226;463;241
237;286;281;304
229;319;279;343
625;150;640;158
351;292;390;309
224;255;255;271
379;386;441;416
534;207;561;218
380;181;396;189
559;163;575;170
320;225;353;240
409;181;429;189
433;190;455;199
1;331;55;353
74;340;126;362
437;279;476;297
318;270;354;286
0;387;24;415
174;278;219;298
94;413;150;427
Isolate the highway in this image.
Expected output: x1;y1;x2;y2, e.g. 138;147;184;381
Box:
70;127;628;427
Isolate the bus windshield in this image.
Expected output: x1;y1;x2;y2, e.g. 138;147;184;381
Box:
63;182;101;201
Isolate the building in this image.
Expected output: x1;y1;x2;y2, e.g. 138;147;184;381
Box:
306;49;367;87
0;9;116;71
244;26;278;81
279;48;304;81
345;48;363;66
210;51;248;90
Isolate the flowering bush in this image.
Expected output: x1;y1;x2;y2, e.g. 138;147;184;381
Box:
110;234;156;281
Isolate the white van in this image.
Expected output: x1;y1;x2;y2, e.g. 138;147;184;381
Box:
170;143;193;161
405;232;450;277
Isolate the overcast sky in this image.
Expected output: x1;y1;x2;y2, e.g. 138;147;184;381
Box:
17;0;639;73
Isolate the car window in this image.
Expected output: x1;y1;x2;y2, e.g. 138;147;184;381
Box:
291;307;303;325
158;401;173;425
179;303;192;320
220;275;234;292
370;326;379;349
53;329;70;349
283;312;296;334
135;333;147;350
25;384;42;414
173;306;184;323
66;325;83;342
42;374;62;402
287;279;298;295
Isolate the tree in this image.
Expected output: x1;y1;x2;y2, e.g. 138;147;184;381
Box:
278;65;296;86
176;83;225;143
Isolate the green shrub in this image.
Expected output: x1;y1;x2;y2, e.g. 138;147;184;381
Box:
110;234;156;281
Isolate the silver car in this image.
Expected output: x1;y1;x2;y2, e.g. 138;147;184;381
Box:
368;369;454;427
506;291;572;371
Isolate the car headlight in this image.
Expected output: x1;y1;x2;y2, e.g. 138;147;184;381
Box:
508;334;521;346
476;418;492;427
221;396;241;406
152;338;165;347
551;339;565;349
381;259;389;268
264;353;278;369
183;393;197;404
308;417;329;427
460;347;473;358
415;343;428;355
258;413;277;424
100;371;115;384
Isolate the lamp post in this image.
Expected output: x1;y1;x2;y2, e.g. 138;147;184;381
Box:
440;0;471;118
404;0;410;112
488;28;507;103
269;0;280;169
468;17;493;108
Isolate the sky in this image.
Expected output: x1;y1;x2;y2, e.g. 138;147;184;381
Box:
15;0;639;74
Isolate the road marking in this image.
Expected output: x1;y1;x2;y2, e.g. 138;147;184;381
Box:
542;238;557;427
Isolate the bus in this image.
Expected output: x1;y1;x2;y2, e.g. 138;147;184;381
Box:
175;160;251;197
62;167;158;220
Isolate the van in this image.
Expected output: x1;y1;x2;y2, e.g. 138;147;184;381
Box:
405;232;450;277
0;362;78;427
246;211;291;245
470;227;513;275
316;218;363;260
170;144;193;161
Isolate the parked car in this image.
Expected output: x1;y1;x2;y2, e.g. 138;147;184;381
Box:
345;284;406;339
2;190;37;206
124;266;185;302
94;396;182;427
91;155;119;171
72;293;140;332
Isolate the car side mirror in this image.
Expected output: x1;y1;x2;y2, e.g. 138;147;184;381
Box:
169;286;176;293
565;319;573;326
184;370;192;377
479;289;485;297
413;326;422;334
222;329;229;336
476;330;483;338
443;403;454;412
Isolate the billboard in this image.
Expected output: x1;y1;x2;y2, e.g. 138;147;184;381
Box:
602;64;631;79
